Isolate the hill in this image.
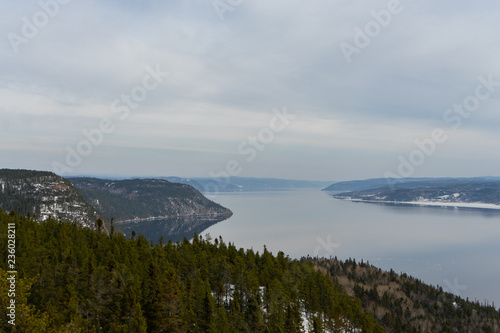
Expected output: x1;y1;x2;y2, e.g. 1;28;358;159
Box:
332;180;500;210
310;257;500;332
322;177;500;192
0;169;99;228
323;177;444;192
68;177;232;222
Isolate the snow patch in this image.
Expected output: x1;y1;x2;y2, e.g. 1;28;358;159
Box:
342;198;500;210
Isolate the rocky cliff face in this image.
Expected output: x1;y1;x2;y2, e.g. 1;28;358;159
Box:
0;169;99;228
69;177;232;222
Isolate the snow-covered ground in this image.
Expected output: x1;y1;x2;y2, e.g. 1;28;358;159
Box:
344;198;500;210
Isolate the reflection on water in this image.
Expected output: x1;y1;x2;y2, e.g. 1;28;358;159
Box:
116;215;230;243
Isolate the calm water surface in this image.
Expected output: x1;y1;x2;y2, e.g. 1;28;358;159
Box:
204;189;500;307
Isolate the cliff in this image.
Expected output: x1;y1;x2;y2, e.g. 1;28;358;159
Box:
0;169;99;228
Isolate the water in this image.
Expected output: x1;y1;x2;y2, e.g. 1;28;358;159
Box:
202;189;500;307
117;215;229;243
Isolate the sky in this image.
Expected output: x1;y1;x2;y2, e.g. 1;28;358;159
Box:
1;0;500;181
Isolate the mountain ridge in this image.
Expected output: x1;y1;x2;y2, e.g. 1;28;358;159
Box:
66;175;334;193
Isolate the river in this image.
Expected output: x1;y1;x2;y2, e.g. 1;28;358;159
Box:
203;189;500;307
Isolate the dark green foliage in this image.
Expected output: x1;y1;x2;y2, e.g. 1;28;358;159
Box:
310;257;500;333
0;211;383;332
4;210;498;332
0;169;56;180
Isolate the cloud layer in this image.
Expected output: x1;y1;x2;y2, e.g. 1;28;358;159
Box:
1;0;500;180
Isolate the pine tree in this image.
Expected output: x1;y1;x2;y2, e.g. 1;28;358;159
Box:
144;262;183;332
128;302;148;332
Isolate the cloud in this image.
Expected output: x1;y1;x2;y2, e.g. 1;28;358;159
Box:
2;0;500;179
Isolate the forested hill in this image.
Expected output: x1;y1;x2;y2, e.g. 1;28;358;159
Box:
0;169;99;228
310;258;500;332
68;177;232;222
332;181;500;208
323;177;500;192
323;178;436;192
0;210;383;332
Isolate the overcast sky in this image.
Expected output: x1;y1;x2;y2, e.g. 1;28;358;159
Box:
1;0;500;181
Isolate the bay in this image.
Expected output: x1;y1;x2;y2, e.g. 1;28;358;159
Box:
203;189;500;308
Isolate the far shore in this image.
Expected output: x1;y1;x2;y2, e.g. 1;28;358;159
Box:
337;197;500;210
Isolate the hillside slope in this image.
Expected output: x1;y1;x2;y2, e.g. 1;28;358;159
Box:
311;257;500;332
0;169;99;228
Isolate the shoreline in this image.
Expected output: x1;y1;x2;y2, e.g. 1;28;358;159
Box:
336;197;500;210
116;212;233;224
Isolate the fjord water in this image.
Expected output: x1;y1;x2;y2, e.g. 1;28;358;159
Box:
204;189;500;307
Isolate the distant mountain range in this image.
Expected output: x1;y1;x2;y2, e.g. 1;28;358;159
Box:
164;176;333;193
71;175;334;193
324;177;500;209
323;177;437;192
